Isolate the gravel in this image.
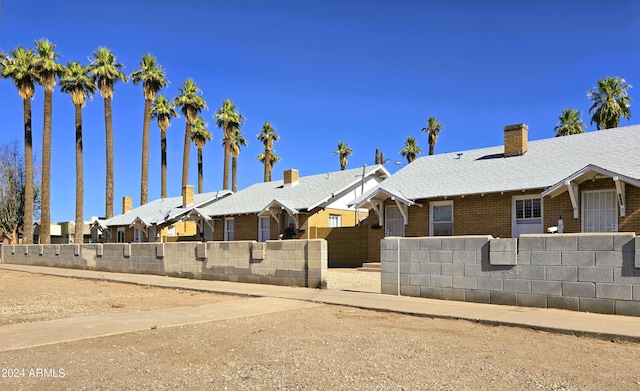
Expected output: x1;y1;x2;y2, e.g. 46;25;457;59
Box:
1;269;640;390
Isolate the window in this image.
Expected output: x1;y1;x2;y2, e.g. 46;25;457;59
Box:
582;189;617;232
385;205;404;237
430;201;453;236
167;225;176;236
258;216;270;242
224;218;235;241
116;228;125;243
329;214;342;228
515;197;542;220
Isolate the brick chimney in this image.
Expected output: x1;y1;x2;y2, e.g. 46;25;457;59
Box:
122;196;132;214
504;123;528;157
284;169;299;186
182;185;194;207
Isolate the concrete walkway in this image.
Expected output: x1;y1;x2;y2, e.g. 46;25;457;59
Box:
3;264;640;346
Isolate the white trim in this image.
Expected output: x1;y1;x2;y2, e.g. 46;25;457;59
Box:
543;164;640;199
429;200;453;236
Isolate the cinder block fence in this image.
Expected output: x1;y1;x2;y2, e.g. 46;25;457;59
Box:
381;233;640;316
0;240;328;288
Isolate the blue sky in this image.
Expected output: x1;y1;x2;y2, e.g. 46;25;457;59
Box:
1;0;638;222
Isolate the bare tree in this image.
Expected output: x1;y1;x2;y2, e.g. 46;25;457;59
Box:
0;141;40;243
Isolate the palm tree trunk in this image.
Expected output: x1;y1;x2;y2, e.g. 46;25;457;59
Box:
429;143;435;156
181;122;191;195
197;147;203;194
232;156;238;192
161;129;167;198
105;97;114;219
265;148;271;182
23;98;34;244
223;122;230;190
40;90;52;244
140;98;151;205
74;104;83;244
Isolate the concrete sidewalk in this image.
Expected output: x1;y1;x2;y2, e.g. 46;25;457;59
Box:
3;264;640;342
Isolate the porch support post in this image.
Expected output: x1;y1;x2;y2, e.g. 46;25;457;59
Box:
370;199;384;226
614;177;626;217
565;181;579;219
394;199;409;225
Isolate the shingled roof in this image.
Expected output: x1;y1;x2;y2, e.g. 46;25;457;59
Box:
199;165;390;217
104;190;232;227
353;124;640;205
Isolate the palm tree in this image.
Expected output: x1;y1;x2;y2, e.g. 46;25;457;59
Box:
333;141;353;171
190;117;212;194
257;150;281;176
150;94;179;198
421;116;444;156
587;76;632;130
1;46;38;243
174;79;207;195
400;136;422;163
59;61;96;244
257;122;279;182
226;126;248;192
89;47;127;219
554;108;586;137
34;39;64;244
213;99;245;190
130;54;168;205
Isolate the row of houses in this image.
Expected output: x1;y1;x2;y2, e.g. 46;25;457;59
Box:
91;123;640;264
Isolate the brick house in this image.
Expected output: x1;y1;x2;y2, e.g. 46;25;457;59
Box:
352;124;640;261
95;186;232;243
192;166;390;242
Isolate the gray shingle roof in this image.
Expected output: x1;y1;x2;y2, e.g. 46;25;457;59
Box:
199;165;389;217
104;190;232;227
354;124;640;203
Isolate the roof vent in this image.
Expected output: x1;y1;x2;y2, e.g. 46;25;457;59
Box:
456;153;463;159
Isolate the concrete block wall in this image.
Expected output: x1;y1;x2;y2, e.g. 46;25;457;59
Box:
1;239;327;288
381;233;640;316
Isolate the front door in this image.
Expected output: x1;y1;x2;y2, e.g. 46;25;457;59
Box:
513;196;542;238
582;189;617;232
258;216;270;242
385;205;404;237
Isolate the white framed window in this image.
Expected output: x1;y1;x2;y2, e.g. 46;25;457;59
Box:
117;227;125;243
258;216;270;242
224;217;235;241
384;205;404;237
582;189;617;232
512;195;543;237
430;201;453;236
167;225;176;236
328;214;342;228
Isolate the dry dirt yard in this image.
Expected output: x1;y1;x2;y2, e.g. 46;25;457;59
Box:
1;270;640;390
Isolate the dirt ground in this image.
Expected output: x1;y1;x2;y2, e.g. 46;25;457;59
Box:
1;270;640;390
